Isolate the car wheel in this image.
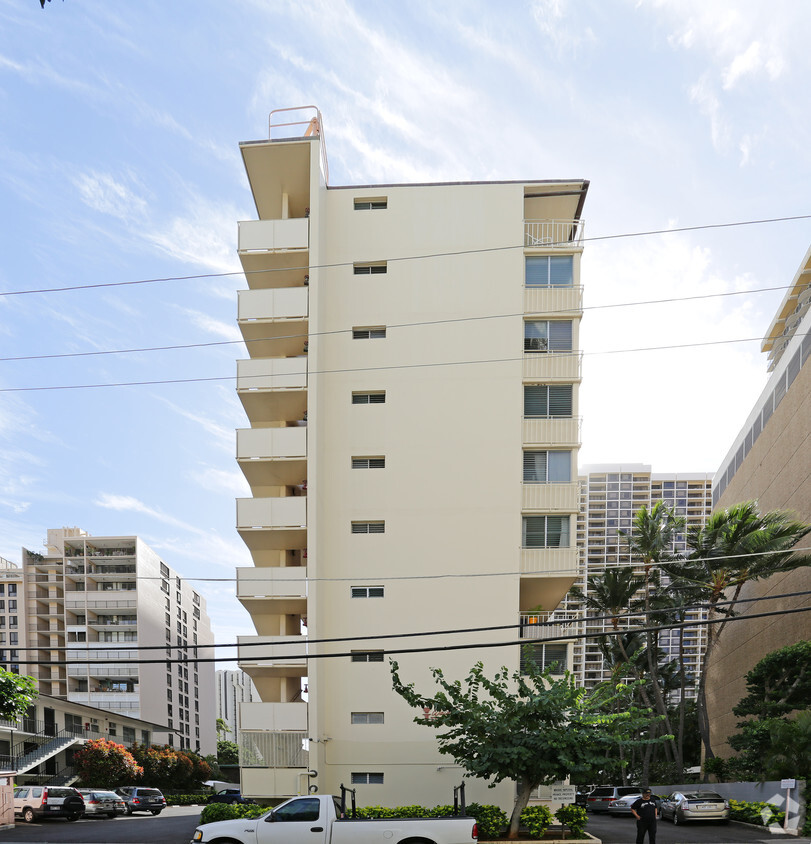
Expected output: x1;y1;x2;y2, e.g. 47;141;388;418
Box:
107;812;117;818
150;809;162;815
22;807;35;824
125;807;133;815
673;811;682;825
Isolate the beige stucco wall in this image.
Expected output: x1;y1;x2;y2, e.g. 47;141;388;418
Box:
710;358;811;757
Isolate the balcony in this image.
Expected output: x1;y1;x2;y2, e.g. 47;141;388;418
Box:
236;359;307;426
237;497;307;552
519;612;578;642
236;566;307;615
240;701;307;732
237;427;307;488
524;219;584;249
521;482;581;512
523;417;581;447
524;286;583;316
238;634;307;678
238;287;309;358
519;547;580;611
523;351;582;381
238;218;309;253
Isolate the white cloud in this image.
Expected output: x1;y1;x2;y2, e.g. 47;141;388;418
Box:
73;170;148;223
177;309;242;342
191;466;250;498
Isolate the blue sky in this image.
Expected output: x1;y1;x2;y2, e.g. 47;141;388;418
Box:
1;0;810;649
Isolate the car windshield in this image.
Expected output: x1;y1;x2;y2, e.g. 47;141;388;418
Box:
684;792;723;801
138;789;162;796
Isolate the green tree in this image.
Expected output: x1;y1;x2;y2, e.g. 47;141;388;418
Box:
73;738;143;787
671;502;811;761
390;658;662;840
761;711;811;779
216;718;231;739
0;670;37;722
733;640;811;720
217;740;239;766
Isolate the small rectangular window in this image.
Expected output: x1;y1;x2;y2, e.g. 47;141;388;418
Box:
351;712;385;724
351;586;385;598
523;384;573;418
351;772;384;784
351;651;385;663
353;263;387;275
352;391;386;404
354;198;388;210
523;451;571;483
352;327;386;339
351;521;385;534
352;457;385;469
524;320;573;353
525;255;574;288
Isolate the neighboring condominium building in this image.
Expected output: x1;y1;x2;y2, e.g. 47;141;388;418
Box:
216;669;257;741
556;465;712;694
21;527;216;754
0;557;24;676
707;244;811;758
233;107;588;807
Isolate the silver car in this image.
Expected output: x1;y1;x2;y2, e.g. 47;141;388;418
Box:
660;791;729;824
77;789;127;818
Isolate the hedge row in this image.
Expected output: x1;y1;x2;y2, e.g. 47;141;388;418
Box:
728;798;785;827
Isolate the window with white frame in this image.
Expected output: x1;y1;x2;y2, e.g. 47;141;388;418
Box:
354;198;387;210
523;451;571;483
353;263;387;275
523;384;572;417
352;327;386;339
351;712;385;724
525;255;573;288
524;320;573;352
351;772;384;784
352;457;385;469
351;651;385;663
351;586;385;598
522;515;570;548
352;391;386;404
351;521;385;534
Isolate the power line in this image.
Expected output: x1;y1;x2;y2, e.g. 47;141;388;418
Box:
2;213;809;298
14;602;811;667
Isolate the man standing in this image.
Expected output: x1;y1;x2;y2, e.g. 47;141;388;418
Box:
631;788;659;844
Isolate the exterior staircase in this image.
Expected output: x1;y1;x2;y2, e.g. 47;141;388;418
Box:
12;731;82;773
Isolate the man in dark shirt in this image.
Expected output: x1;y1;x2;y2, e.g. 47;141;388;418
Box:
631;788;659;844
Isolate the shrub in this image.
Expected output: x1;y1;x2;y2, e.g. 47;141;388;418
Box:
199;802;266;825
164;793;209;805
728;799;785;827
466;802;508;840
555;804;588;838
520;804;554;840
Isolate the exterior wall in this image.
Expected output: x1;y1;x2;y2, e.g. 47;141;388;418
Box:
234;120;587;811
20;530;216;756
566;466;712;693
710;343;811;757
0;559;25;677
216;670;256;739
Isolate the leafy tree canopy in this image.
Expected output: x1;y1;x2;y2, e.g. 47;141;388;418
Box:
733;640;811;719
0;670;37;722
74;738;143;788
391;657;663;839
217;740;239;767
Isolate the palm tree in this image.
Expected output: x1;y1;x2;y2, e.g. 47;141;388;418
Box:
670;501;811;762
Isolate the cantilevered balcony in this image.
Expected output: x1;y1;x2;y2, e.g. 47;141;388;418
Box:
520;547;579;612
238;218;309;254
522;351;582;381
236;427;307;488
523;417;582;447
524;286;583;316
236;358;307;426
238;634;307;678
240;701;307;732
521;482;581;512
236;566;307;616
238;287;308;359
237;497;307;552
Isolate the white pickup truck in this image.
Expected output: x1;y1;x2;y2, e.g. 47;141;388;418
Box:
190;790;478;844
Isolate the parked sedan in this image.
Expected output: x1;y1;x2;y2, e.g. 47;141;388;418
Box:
660;791;729;824
586;786;642;813
77;790;127;818
608;793;662;816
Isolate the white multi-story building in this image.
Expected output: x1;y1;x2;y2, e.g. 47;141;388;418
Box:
0;557;25;677
558;465;713;694
232;107;588;808
21;527;216;754
216;669;256;741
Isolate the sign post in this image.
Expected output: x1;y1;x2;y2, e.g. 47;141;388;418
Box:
780;779;796;834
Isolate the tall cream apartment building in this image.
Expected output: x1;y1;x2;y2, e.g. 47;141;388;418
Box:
707;244;811;757
0;557;25;677
233;108;588;807
21;527;216;754
558;465;712;693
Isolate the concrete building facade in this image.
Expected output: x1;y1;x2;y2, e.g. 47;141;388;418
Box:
233;107;588;807
21;527;216;755
216;669;256;741
0;558;25;678
707;245;811;758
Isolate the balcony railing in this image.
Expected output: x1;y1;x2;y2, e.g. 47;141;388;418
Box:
522;416;582;447
524;219;584;249
519;612;579;641
239;729;308;768
521;481;581;512
522;351;582;381
524;286;583;316
238;218;309;253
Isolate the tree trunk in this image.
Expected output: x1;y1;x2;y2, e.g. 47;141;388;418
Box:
508;781;535;839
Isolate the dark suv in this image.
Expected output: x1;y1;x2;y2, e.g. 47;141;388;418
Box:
114;786;166;815
206;789;255;805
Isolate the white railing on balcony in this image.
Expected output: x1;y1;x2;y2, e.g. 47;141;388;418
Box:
236;358;307;392
521;482;581;512
236;566;307;600
236;497;306;530
522;417;582;447
238;218;309;252
519;612;579;641
237;635;307;668
520;546;580;575
240;729;308;768
237;427;307;461
238;287;309;322
524;286;583;315
522;351;582;381
524;219;584;249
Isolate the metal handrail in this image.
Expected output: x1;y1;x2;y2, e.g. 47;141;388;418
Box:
268;106;329;185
